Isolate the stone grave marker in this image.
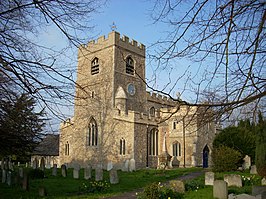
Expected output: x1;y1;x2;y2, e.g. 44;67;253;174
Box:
25;162;28;168
17;162;20;167
52;164;57;176
6;171;12;186
8;161;14;171
2;170;6;183
22;173;29;191
19;167;24;178
109;169;119;184
168;180;185;193
122;160;129;172
73;164;80;179
95;167;103;181
262;178;266;186
250;165;257;174
39;186;47;197
252;186;266;196
205;171;215;186
129;159;136;172
224;174;242;187
33;159;38;169
107;161;113;171
242;155;251;170
40;157;45;171
61;164;67;177
46;162;51;169
213;180;228;199
84;165;92;180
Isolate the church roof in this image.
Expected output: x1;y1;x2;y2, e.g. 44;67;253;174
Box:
32;134;59;156
115;86;127;99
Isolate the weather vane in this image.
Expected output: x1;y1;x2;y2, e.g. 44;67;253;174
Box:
110;22;117;31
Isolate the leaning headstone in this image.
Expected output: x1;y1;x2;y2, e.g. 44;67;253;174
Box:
261;178;266;186
129;159;136;172
95;167;103;181
252;186;266;196
109;169;119;184
40;157;45;171
22;173;29;191
242;155;251;170
224;174;242;187
205;172;215;186
213;180;228;199
2;170;6;183
107;161;113;171
19;168;24;178
6;171;12;186
168;180;185;193
52;164;57;176
84;165;92;180
61;164;67;177
250;165;257;174
122;160;129;172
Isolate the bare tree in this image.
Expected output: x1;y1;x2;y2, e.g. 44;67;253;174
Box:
148;0;265;122
0;0;106;124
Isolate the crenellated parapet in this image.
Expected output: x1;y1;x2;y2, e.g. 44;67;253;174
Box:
146;91;178;106
79;31;145;57
113;108;159;125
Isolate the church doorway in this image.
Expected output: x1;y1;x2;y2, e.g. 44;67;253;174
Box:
203;145;210;168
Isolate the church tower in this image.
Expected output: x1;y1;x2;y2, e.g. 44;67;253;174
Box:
74;31;146;120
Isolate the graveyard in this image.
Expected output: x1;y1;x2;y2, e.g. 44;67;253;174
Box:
0;159;265;199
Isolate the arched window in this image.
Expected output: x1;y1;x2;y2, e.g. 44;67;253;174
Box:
91;57;99;75
88;118;98;146
65;141;69;156
173;142;181;157
126;56;134;75
119;138;126;155
149;128;158;156
150;107;155;117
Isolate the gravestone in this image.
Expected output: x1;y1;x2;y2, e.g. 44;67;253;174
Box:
73;164;80;179
2;170;6;183
224;174;242;187
22;173;29;191
205;171;215;186
25;162;28;168
168;180;185;193
19;168;23;178
6;171;11;186
252;186;266;196
109;169;119;184
250;165;257;174
52;164;57;176
95;167;103;181
122;160;129;172
17;162;20;167
8;161;14;171
129;159;136;172
4;161;8;170
213;180;228;199
46;162;51;169
107;161;113;171
33;159;37;169
40;157;45;171
262;178;266;186
39;187;47;196
242;155;251;170
61;164;67;177
84;165;92;180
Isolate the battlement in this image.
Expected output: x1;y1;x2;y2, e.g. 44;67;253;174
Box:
113;108;159;125
79;31;145;56
146;91;178;106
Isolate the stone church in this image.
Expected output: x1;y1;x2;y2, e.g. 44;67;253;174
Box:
59;31;218;170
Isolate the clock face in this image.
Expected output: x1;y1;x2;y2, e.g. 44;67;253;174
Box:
127;83;135;95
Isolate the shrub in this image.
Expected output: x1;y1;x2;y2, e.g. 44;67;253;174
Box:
28;169;44;179
212;146;242;172
137;182;184;199
80;180;110;193
241;175;262;186
185;178;205;191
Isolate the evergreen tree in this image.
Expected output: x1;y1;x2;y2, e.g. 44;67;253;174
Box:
0;94;45;157
255;112;266;177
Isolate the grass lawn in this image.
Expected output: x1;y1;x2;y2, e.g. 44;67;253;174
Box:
0;167;202;198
